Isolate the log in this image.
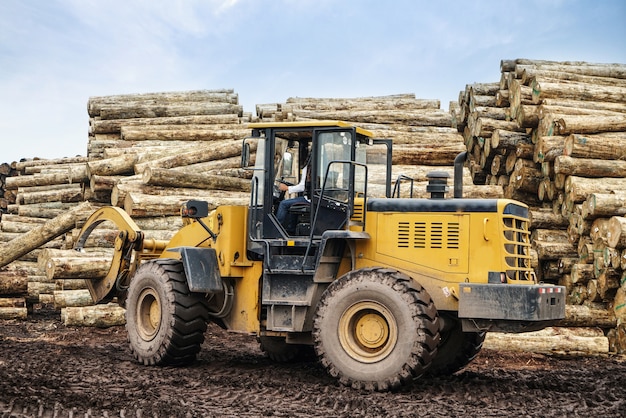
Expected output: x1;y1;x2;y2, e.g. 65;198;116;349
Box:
98;102;243;120
483;327;609;355
566;177;626;203
142;167;251;192
0;201;93;268
533;241;577;260
534;136;566;163
607;216;626;249
53;289;94;309
27;281;56;303
557;304;616;328
0;306;27;320
291;109;452;127
17;202;77;218
529;208;568;229
571;263;595;284
55;279;88;291
531;79;626;104
14;156;89;172
508;159;542;193
86;153;138;177
5;167;88;189
133;139;256;174
111;180;248;208
391;144;467;166
585;193;626;219
18;185;83;205
555;114;626;135
564;133;626;161
90;114;240;134
88;89;238;115
521;68;626;88
45;256;111;280
0;297;26;308
554;156;626;178
0;270;28;294
123;192;248;217
597;269;620;300
61;303;126;327
121;126;250;142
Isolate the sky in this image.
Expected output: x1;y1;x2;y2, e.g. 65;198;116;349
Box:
0;0;624;163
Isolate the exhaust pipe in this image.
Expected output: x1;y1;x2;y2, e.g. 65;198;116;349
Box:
454;152;467;199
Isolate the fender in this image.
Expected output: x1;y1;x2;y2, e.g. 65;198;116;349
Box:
168;247;223;293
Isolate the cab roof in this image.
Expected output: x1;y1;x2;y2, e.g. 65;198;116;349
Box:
247;120;374;138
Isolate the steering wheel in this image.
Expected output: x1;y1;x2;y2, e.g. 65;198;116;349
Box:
273;179;293;201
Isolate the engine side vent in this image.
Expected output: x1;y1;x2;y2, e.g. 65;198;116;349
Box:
397;221;460;250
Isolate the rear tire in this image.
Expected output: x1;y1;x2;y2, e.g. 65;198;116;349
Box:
259;336;316;362
426;316;485;376
125;259;209;365
313;268;440;391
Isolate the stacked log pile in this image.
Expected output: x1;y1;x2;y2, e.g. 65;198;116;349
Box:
453;58;626;352
0;90;254;325
256;94;503;198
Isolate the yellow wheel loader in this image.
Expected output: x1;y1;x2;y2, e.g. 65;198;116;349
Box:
76;121;565;391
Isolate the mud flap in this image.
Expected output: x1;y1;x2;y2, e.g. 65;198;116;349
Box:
168;247;223;293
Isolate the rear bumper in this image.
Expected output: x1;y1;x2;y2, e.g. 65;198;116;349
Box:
458;283;565;332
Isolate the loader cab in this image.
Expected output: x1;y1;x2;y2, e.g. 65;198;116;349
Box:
242;121;391;257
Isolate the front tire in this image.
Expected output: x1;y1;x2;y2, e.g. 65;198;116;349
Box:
125;259;209;365
427;316;485;376
313;268;440;391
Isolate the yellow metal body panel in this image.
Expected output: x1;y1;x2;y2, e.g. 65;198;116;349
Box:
347;199;532;312
161;205;262;334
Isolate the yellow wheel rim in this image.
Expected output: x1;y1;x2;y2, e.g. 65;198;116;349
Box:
137;288;161;341
338;301;398;363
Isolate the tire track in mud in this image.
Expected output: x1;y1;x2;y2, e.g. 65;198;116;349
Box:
1;317;626;417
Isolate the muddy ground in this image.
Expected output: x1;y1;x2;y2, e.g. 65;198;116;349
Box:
1;309;625;417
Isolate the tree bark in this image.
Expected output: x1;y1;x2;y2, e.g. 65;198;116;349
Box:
61;303;126;327
133;139;256;174
607;216;626;249
0;201;93;268
5;167;88;189
91;114;240;134
483;327;608;355
585;193;626;219
563;132;626;160
98;102;243;120
0;270;28;294
53;289;94;309
557;304;616;328
18;184;83;205
142;167;251;192
45;256;111;280
534;136;566;163
554;156;626;178
555;114;626;135
123;192;248;217
566;176;626;203
86;153;138;177
532;79;626;104
571;263;595;284
292;108;452;127
121;126;250;142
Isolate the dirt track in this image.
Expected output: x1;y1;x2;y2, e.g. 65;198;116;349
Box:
1;309;625;417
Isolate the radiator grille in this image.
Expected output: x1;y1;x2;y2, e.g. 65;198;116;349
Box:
502;205;534;281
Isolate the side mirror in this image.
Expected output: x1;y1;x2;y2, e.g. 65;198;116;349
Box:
282;152;293;177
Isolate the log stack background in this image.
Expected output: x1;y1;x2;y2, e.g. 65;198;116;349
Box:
1;59;626;354
453;58;626;352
